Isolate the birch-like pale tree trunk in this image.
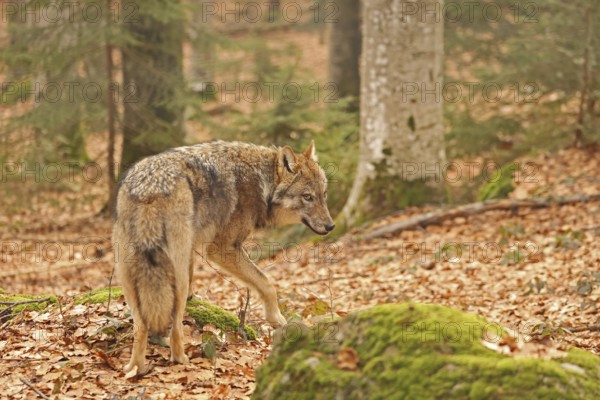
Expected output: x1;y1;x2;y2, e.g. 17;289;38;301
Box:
341;0;446;227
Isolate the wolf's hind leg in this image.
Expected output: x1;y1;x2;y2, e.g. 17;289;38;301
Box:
165;218;193;364
170;289;190;364
124;313;149;374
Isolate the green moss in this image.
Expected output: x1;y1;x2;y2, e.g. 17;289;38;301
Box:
253;303;600;400
0;293;57;319
74;288;256;338
186;298;257;340
75;287;123;304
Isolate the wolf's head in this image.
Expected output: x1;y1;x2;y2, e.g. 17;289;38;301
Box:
272;141;335;235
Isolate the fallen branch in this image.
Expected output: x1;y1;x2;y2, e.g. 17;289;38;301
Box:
302;274;368;285
567;325;600;333
19;376;51;400
0;297;52;306
361;194;600;240
0;261;92;279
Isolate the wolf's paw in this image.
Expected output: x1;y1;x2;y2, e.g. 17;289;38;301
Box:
123;360;148;376
171;352;190;365
268;312;287;328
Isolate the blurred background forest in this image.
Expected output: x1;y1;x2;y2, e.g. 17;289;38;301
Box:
1;0;599;236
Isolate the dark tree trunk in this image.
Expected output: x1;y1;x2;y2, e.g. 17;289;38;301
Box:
121;0;185;171
328;0;361;102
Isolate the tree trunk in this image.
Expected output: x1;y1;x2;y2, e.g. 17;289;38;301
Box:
574;5;595;148
328;0;361;102
341;0;446;227
105;33;117;213
121;0;186;171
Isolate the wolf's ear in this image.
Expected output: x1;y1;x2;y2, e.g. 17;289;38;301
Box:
279;146;297;174
303;140;318;162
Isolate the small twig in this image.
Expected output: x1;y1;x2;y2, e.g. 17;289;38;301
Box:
56;296;65;321
327;269;334;319
111;382;170;390
19;376;51;400
106;266;116;316
238;288;251;340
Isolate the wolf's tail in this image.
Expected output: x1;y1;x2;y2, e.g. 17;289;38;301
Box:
113;219;178;336
128;245;176;335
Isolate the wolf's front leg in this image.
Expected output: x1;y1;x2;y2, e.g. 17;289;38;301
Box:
209;247;287;327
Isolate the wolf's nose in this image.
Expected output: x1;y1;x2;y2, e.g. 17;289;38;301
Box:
325;223;335;232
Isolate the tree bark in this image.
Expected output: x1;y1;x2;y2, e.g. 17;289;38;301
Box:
341;0;446;227
121;0;186;171
328;0;361;101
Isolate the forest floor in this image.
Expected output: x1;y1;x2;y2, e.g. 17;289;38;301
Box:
1;147;600;399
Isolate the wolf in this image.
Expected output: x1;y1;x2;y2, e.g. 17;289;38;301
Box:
112;140;334;374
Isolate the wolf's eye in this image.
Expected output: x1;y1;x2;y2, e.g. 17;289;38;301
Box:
302;194;313;202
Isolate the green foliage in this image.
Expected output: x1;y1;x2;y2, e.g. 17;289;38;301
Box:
254;303;600;400
477;163;517;201
0;0;116;162
555;230;584;250
498;223;526;245
445;0;600;159
1;0;191;166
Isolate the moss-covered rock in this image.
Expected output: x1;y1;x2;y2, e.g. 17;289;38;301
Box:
253;303;600;400
0;293;57;319
186;298;256;340
75;287;124;304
